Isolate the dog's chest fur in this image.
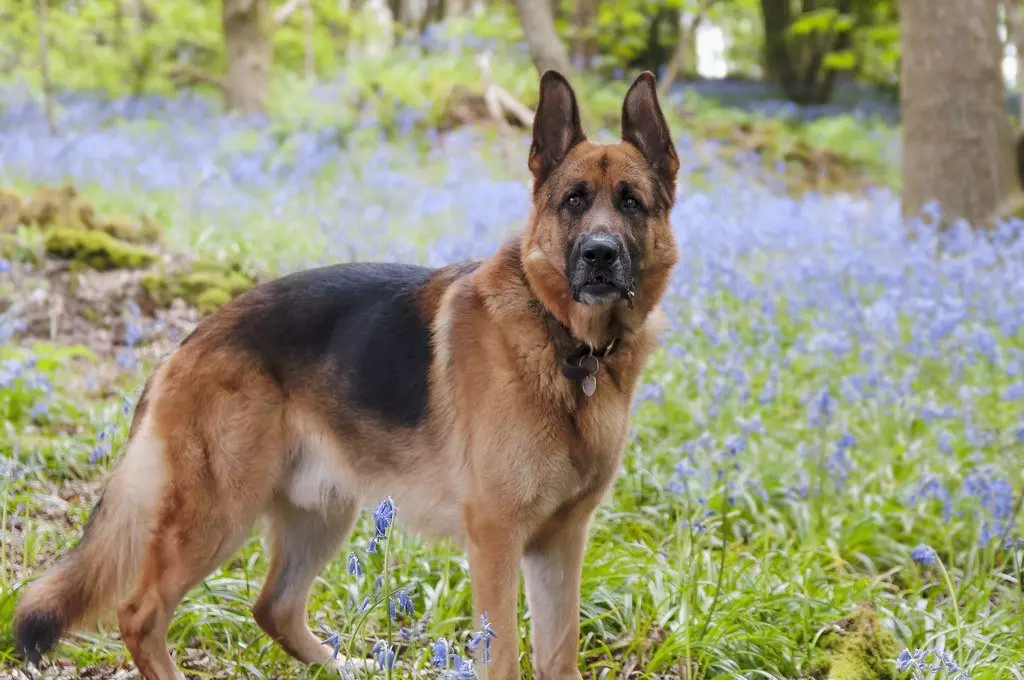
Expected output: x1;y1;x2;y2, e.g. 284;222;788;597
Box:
431;257;644;529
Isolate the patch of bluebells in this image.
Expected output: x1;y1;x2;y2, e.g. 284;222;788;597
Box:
4;79;1024;672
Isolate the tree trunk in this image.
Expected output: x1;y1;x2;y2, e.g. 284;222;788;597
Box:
1011;0;1024;129
760;0;850;105
573;0;598;71
900;0;1015;226
761;0;799;96
304;0;314;80
222;0;271;116
514;0;574;76
660;14;703;94
443;0;465;17
36;0;56;134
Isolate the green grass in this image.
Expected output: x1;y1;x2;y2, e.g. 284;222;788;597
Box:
0;94;1019;680
2;307;1022;678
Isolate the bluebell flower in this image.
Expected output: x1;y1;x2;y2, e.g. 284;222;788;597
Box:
347;552;363;577
320;626;341;660
371;640;395;670
467;612;497;664
910;543;937;566
372;496;395;538
432;638;449;667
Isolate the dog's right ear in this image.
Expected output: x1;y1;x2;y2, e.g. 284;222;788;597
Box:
528;70;586;188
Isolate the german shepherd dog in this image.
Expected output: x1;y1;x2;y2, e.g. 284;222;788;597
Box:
13;70;679;680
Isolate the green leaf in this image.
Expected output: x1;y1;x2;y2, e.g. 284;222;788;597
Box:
824;50;857;71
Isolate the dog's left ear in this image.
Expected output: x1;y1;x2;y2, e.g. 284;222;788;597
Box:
621;71;679;192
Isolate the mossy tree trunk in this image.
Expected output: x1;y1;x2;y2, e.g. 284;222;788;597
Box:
900;0;1015;226
222;0;271;116
514;0;574;77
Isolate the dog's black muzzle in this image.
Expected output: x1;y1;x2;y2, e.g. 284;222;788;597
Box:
569;233;634;305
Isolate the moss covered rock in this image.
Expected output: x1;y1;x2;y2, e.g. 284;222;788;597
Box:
196;287;233;313
99;214;163;244
45;228;156;271
814;603;898;680
0;233;16;258
142;258;257;313
0;187;24;232
22;184;96;231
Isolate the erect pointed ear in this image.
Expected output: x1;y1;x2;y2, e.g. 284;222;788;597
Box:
528;70;586;188
621;71;679;192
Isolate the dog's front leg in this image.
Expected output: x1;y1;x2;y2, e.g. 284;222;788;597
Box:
521;500;599;680
464;502;523;680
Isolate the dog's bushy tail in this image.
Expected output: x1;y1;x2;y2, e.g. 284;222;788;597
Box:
13;451;155;664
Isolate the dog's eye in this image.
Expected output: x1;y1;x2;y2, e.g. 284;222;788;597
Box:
622;196;639;210
566;194;583;209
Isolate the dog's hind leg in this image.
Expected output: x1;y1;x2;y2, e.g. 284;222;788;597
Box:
117;516;256;680
115;351;286;680
253;495;358;667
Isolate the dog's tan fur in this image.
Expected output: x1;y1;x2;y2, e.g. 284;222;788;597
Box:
13;70;679;680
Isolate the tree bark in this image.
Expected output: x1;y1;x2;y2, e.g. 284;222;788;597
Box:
222;0;271;116
1010;0;1024;129
900;0;1015;226
573;0;598;72
443;0;465;17
514;0;574;76
759;0;851;105
303;0;314;80
36;0;56;134
660;6;713;94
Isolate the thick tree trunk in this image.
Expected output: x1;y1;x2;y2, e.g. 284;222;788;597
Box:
222;0;271;116
514;0;573;76
900;0;1015;226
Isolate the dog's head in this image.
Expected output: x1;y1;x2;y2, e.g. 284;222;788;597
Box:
521;70;679;334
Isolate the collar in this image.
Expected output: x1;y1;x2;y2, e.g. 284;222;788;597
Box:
534;306;622;386
560;339;621;381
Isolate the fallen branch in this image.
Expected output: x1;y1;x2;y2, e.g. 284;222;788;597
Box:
477;53;525;174
168;65;226;91
487;84;534;128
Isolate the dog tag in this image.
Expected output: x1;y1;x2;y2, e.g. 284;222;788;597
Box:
582;374;597;397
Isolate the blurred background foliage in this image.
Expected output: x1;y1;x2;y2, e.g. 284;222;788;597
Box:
0;0;902;114
0;0;916;193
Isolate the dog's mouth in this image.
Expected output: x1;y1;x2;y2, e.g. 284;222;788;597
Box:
573;279;632;305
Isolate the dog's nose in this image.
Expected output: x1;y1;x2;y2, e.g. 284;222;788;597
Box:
580;234;621;267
